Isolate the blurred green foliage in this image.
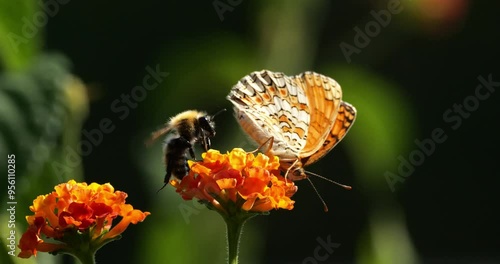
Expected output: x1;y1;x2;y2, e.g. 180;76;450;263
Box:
0;0;41;70
0;54;89;263
0;2;88;263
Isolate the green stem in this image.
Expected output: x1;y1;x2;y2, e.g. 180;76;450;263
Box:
224;213;257;264
75;252;96;264
64;249;96;264
225;216;244;264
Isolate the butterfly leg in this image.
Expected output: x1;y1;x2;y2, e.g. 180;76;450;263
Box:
250;136;274;154
283;158;300;183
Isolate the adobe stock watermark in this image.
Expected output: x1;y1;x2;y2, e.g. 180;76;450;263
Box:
302;235;341;264
385;74;499;192
177;179;223;224
8;0;70;53
6;154;17;256
339;0;405;63
213;0;243;21
51;64;169;177
178;199;206;224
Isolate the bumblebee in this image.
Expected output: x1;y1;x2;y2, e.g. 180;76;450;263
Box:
147;109;224;191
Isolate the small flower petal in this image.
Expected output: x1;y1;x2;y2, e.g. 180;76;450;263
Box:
228;148;247;171
101;208;151;241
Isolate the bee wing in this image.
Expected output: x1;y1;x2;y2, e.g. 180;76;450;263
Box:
145;125;173;146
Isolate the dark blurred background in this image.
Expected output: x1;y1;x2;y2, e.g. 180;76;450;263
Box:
1;0;499;263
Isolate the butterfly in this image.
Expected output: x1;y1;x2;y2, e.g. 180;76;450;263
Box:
227;70;356;185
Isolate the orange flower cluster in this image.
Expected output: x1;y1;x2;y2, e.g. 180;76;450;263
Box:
18;180;150;258
171;148;297;213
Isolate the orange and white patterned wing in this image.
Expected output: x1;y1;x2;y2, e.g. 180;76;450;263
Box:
303;101;357;166
227;70;310;158
293;72;342;158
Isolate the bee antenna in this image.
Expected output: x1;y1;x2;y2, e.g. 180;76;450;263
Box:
156;182;168;194
305;170;352;190
305;177;329;212
211;108;226;119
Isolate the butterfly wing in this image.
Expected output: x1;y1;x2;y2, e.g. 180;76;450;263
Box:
303;101;357;166
227;70;310;158
293;72;342;158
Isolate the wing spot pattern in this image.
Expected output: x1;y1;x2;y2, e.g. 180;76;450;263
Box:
227;70;356;176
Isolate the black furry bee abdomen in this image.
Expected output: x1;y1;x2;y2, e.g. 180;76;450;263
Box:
163;137;192;181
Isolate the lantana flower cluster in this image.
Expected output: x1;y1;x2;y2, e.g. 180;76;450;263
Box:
18;180;150;259
171;148;297;214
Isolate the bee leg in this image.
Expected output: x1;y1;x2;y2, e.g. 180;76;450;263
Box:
157;157;174;193
203;136;211;151
158;137;187;193
188;145;196;160
165;158;174;182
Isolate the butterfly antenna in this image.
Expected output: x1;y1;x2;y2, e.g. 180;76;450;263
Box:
305;170;352;190
306;177;329;212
